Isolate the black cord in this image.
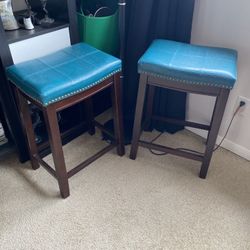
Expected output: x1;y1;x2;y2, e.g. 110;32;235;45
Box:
149;132;167;156
149;133;203;156
148;103;244;156
213;104;242;152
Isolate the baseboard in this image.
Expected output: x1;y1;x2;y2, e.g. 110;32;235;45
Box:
186;127;250;161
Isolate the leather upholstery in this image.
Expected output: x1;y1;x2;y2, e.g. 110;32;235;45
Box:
6;43;121;106
138;39;237;89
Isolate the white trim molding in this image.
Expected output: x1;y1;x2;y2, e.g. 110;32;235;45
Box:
187;127;250;161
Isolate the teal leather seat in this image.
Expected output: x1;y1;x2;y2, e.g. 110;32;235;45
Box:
6;43;121;106
138;39;237;89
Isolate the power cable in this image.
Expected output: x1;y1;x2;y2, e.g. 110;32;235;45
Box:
148;101;246;156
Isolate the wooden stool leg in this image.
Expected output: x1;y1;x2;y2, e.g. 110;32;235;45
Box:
200;88;230;179
205;97;217;145
111;73;125;156
130;75;148;160
16;90;39;170
144;85;155;131
84;97;95;135
43;106;69;198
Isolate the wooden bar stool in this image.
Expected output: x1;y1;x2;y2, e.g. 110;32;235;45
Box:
130;39;237;178
6;43;125;198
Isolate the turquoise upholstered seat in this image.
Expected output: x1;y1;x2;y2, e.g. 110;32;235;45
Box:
6;43;121;106
138;39;238;89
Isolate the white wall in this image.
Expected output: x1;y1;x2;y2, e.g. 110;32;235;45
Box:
188;0;250;160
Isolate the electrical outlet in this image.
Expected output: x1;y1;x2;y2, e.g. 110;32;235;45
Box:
236;96;250;116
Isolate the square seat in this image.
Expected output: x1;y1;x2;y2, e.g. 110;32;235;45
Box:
138;39;238;89
6;43;121;106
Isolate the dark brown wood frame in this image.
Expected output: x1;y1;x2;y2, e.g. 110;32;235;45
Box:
130;74;230;179
14;73;125;199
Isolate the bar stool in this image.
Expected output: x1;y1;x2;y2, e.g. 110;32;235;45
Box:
130;39;237;178
6;43;125;198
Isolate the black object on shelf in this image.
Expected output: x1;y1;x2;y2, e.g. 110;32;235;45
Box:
5;1;70;44
29;0;68;21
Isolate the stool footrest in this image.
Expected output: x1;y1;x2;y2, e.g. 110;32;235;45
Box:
151;116;211;131
67;144;115;178
35;143;116;180
138;140;204;162
34;155;57;179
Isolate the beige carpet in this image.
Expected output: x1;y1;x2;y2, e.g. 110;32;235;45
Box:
0;129;250;250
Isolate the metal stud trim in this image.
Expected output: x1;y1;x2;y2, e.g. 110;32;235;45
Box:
139;70;233;90
11;69;121;107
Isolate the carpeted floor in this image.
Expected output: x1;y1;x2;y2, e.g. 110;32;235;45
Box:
0;129;250;250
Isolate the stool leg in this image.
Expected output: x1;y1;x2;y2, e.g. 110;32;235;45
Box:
130;75;148;160
144;85;155;131
84;97;95;135
111;73;125;156
43;106;69;198
16;90;39;170
205;98;217;145
200;89;230;179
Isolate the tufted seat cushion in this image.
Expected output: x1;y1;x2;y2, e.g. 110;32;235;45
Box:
138;39;238;89
6;43;121;106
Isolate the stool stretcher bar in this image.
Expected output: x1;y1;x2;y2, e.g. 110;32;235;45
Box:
138;141;203;162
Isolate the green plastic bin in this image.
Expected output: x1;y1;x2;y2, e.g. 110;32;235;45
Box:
77;10;119;56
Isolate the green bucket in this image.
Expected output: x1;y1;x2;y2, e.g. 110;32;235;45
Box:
77;11;119;56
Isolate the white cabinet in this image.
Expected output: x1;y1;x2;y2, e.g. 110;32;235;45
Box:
9;28;71;64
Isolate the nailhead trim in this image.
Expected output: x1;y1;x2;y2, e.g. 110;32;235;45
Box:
12;69;121;107
138;70;234;90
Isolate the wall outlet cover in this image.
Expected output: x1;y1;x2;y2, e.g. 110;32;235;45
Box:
236;96;250;116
